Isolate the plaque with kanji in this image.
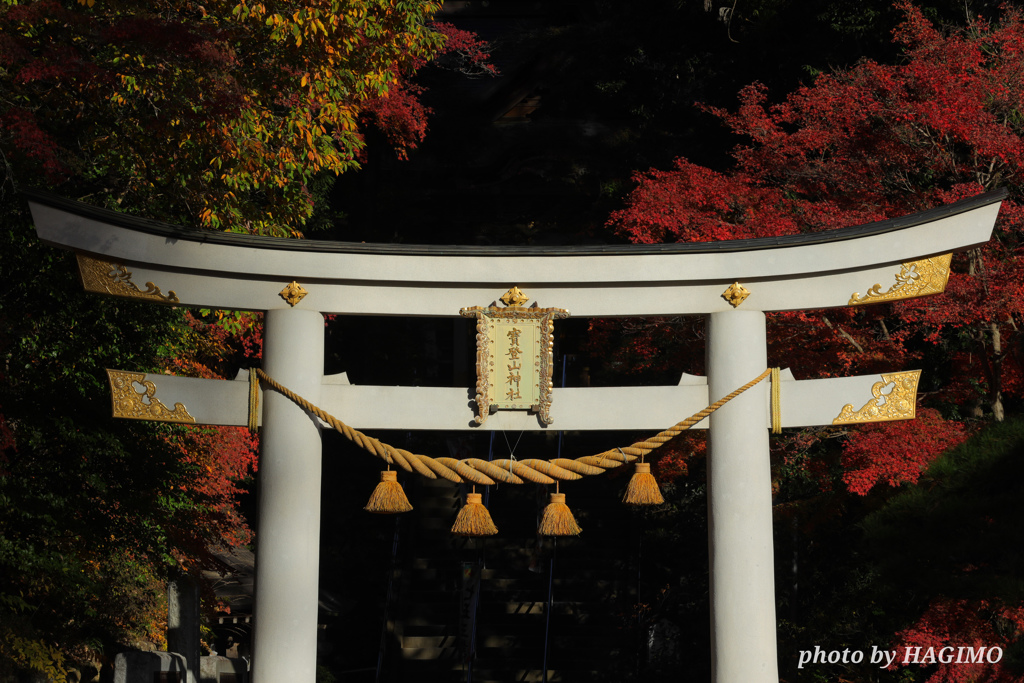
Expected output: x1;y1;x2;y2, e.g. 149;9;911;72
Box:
460;287;569;425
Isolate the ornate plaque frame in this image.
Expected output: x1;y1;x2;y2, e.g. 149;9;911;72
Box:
461;289;569;425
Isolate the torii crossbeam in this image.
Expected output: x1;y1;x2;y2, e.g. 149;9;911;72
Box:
26;188;1004;683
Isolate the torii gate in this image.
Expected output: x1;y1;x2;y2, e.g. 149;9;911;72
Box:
25;188;1003;683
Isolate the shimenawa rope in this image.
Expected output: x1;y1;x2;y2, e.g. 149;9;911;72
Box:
251;367;779;485
247;367;260;434
771;367;782;434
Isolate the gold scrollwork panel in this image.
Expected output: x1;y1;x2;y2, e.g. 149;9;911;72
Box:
107;370;196;423
848;254;952;306
832;370;921;424
77;254;180;304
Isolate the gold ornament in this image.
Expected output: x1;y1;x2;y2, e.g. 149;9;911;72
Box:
77;254;179;304
279;281;308;306
107;370;195;423
721;282;751;308
832;371;921;424
500;286;530;307
849;254;952;306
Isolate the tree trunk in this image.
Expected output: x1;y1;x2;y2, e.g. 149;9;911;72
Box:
975;324;1005;422
990;323;1005;422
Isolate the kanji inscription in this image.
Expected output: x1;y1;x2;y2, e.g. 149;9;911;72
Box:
460;288;569;425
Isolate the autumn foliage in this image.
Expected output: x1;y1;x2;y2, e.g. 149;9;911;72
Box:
606;1;1024;477
836;408;968;496
893;598;1024;683
596;4;1024;679
0;0;480;235
359;21;498;159
0;218;265;678
0;0;497;677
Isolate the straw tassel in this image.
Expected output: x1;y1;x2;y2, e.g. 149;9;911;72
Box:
622;462;665;505
451;492;498;537
538;492;581;536
364;470;413;514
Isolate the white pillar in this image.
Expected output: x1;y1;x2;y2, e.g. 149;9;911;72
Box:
706;310;778;683
252;308;325;683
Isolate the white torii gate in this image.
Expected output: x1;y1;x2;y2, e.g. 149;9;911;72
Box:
26;188;1003;683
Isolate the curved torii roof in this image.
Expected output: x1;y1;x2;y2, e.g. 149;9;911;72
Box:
24;188;1005;316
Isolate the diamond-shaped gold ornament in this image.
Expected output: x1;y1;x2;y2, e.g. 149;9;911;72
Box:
722;282;751;308
500;286;530;308
279;281;308;306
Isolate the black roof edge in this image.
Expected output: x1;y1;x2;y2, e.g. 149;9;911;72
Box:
20;187;1008;257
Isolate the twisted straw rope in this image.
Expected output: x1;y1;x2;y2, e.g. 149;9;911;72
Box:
247;367;260;434
771;367;782;434
582;368;774;466
253;367;774;486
